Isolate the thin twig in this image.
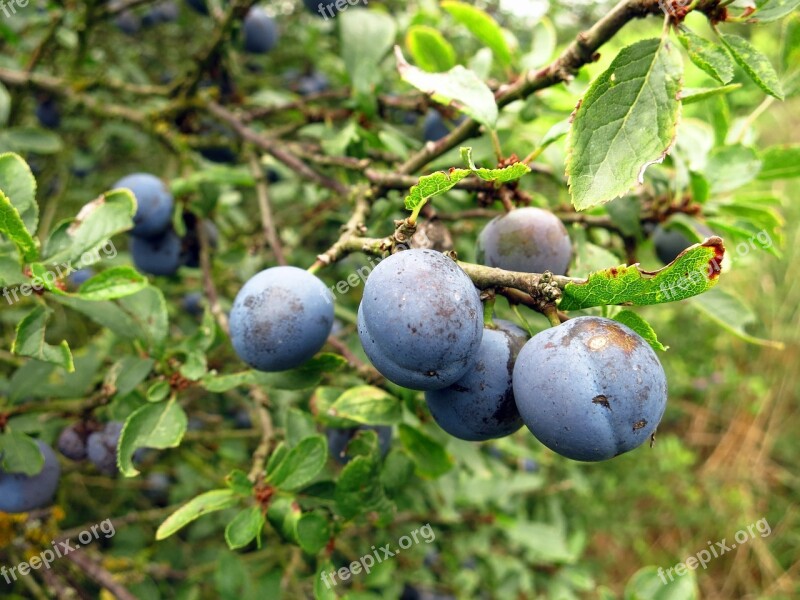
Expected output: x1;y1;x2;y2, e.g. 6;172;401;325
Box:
63;551;138;600
247;388;274;482
197;213;230;336
248;153;287;266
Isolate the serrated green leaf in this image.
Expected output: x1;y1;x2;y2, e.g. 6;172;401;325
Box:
156;489;239;540
12;306;74;372
691;287;784;348
677;27;735;84
752;0;800;22
0;189;38;263
719;34;784;100
404;149;530;211
225;507;265;550
406;26;456;73
118;286;170;352
0;431;44;476
398;424;453;478
0;152;38;234
395;47;498;128
613;310;668;352
757;144;800;179
118;398;188;477
567;38;683;210
441;1;512;67
559;238;725;311
680;84;742;104
330;386;402;425
43;190;136;266
267;435;327;491
27;264;148;301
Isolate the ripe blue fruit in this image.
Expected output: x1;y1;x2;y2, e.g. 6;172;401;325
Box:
513;317;668;462
423;110;465;142
114;173;174;238
130;229;182;277
57;425;87;461
326;426;392;465
35;98;60;129
87;421;124;476
425;327;526;441
477;207;572;275
182;292;204;316
243;8;278;54
653;223;713;264
0;441;61;513
230;266;334;372
357;249;483;390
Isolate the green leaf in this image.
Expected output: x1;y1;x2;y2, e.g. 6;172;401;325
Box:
677;27;735;84
0;189;38;263
624;565;698;600
225;507;265;550
329;386;402;425
296;512;331;555
335;455;394;520
12;306;74;372
72;266;149;300
340;10;396;98
42;190;136;266
405;26;456;73
267;435;327;491
404;148;530;212
156;489;239;541
395;47;498;129
118;286;170;352
0;128;63;155
613;310;668;352
571;227;623;279
757;144;800;179
0;82;9;127
0;152;38;234
705;144;762;193
226;470;254;496
567;38;683;210
286;408;318;447
441;1;512;67
679;84;742;105
692;287;784;348
314;562;337;600
266;496;301;543
752;0;800;22
118;398;188;477
104;357;154;398
203;354;346;393
0;431;44;476
719;34;784;100
559;238;725;311
398;424;453;478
